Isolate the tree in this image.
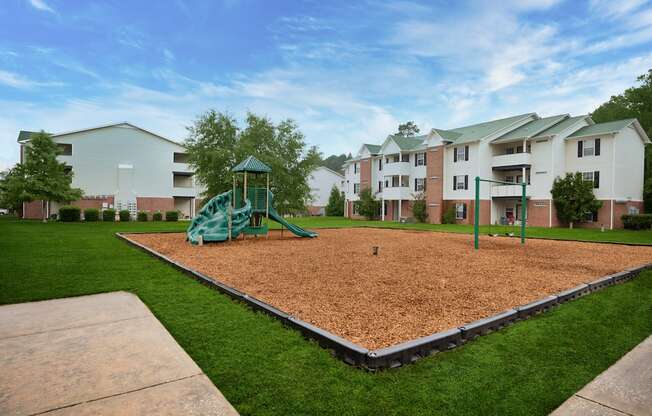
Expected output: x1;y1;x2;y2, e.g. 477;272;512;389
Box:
355;187;380;220
185;110;321;215
411;192;428;223
0;167;26;214
185;110;239;201
551;172;603;228
19;132;82;221
321;154;349;173
396;121;420;137
325;185;344;216
592;69;652;212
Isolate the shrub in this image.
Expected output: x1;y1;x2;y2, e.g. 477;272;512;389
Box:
622;214;652;230
102;209;116;222
165;210;179;222
119;209;130;222
355;188;380;220
153;211;163;221
442;206;456;224
83;208;99;222
59;205;81;222
325;185;344;216
137;211;148;222
412;192;428;223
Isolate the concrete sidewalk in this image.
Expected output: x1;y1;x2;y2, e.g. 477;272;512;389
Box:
0;292;239;415
551;335;652;416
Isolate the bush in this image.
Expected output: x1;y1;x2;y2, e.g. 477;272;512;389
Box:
119;210;130;222
102;209;116;222
442;206;456;224
165;210;179;222
622;214;652;230
153;211;163;221
84;208;99;222
59;205;81;222
355;188;380;220
137;211;148;222
412;192;428;223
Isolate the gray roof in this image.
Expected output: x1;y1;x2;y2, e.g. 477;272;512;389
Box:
532;115;590;138
232;156;272;173
363;144;382;154
567;119;637;139
389;134;427;151
17;130;41;143
445;113;536;144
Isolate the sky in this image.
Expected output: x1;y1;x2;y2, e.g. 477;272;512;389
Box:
1;0;652;170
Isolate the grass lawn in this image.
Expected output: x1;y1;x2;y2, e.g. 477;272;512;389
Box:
1;216;651;415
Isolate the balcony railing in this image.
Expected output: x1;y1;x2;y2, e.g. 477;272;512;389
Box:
382;161;411;176
491;184;531;198
492;152;531;169
380;187;413;200
172;187;196;197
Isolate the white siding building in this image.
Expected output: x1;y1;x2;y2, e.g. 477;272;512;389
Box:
19;122;202;220
307;166;344;215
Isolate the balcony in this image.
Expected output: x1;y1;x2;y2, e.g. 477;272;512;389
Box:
492;152;531;170
172;186;197;197
383;161;411;176
491;184;531;198
381;186;413;200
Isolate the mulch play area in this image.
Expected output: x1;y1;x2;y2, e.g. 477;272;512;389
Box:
128;228;652;350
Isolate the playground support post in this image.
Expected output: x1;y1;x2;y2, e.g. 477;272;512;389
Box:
266;172;270;239
474;176;480;250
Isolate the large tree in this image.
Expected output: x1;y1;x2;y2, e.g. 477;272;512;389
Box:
0;167;26;214
551;172;603;229
321;153;349;173
396;121;420;137
185;111;321;215
18;132;83;221
591;69;652;211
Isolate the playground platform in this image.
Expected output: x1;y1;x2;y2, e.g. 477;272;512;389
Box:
0;292;238;415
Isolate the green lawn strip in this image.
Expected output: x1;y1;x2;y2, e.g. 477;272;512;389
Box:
1;216;651;415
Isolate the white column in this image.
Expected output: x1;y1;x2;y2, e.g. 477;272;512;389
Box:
398;199;402;220
381;198;385;221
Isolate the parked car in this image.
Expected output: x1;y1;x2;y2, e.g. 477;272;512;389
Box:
0;208;9;215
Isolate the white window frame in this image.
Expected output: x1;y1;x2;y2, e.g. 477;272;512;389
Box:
416;152;425;166
353;183;360;194
455;203;465;220
455;175;465;190
582;171;594;183
455;147;466;162
582;139;595;157
415;178;426;192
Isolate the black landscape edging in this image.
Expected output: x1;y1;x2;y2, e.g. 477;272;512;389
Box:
116;233;652;371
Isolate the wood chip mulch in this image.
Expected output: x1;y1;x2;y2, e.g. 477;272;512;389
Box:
128;228;652;350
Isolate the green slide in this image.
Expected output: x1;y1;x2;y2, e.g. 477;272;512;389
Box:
267;204;317;238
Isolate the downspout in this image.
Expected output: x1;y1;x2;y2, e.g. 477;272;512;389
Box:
549;135;554;228
610;135;616;230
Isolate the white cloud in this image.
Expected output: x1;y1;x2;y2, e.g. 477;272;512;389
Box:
589;0;647;17
0;70;63;89
163;49;175;62
28;0;55;13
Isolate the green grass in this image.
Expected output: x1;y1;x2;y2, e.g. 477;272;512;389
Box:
1;216;651;415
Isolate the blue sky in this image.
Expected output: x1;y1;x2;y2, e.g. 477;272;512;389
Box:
2;0;652;170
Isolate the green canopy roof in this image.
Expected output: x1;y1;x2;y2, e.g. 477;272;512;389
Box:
567;119;636;139
232;156;272;173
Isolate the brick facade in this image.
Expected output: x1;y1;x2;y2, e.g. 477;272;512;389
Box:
359;158;372;191
23;200;45;220
444;199;491;225
136;197;175;215
425;145;444;224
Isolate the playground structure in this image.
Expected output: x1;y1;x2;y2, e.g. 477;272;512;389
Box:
474;176;527;250
187;156;317;245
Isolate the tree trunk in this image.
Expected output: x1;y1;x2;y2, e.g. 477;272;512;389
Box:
42;200;47;223
569;221;573;229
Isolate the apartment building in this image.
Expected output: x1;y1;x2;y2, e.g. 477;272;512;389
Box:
307;166;344;215
343;113;649;228
18;122;202;220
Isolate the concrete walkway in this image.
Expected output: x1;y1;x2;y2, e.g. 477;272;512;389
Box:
0;292;239;415
551;335;652;416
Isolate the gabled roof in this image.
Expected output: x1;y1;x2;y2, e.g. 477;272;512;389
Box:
431;128;462;142
17;131;40;143
16;122;183;148
363;144;382;154
567;119;643;140
232;155;272;173
532;115;592;139
314;165;344;178
444;113;536;144
493;114;569;143
383;134;427;151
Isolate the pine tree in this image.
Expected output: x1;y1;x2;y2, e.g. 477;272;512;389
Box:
325;185;344;216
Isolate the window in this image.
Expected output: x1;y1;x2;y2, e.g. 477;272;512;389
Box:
401;153;409;162
585;210;599;222
505;175;515;183
386;155;399;164
392;176;400;187
353;183;360;194
352;203;360;215
57;143;72;156
63;165;72;175
385;179;389;188
173;173;193;188
455;203;467;220
506;147;514;155
578;138;601;158
582;171;600;189
414;178;426;192
454;146;469;162
378;181;383;191
354;163;358;174
173;152;189;163
415;152;426;166
379;159;382;170
401;175;410;187
453;175;468;190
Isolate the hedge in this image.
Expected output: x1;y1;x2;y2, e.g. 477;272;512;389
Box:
83;208;99;222
119;210;131;222
165;210;179;222
137;211;148;222
59;206;81;222
102;209;116;222
622;214;652;230
153;211;163;221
